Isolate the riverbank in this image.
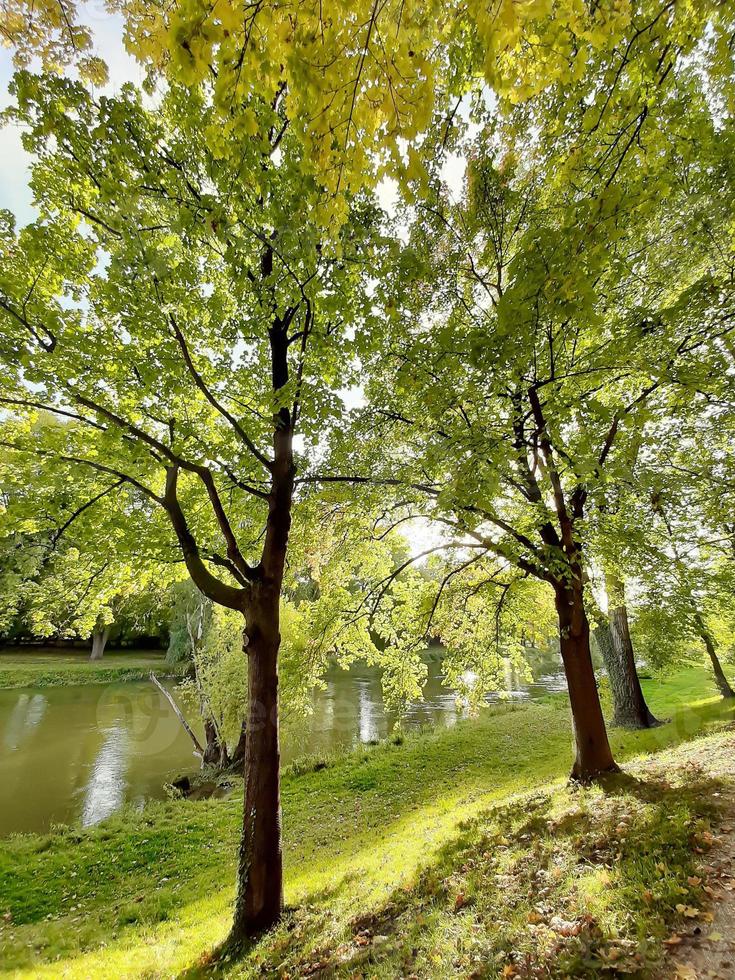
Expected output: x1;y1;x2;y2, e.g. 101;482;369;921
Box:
0;650;186;689
1;665;733;978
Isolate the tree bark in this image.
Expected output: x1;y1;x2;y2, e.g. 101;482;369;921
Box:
555;581;619;781
203;718;229;767
230;593;283;943
694;612;735;699
228;321;294;945
90;623;110;661
230;720;248;770
595;574;659;728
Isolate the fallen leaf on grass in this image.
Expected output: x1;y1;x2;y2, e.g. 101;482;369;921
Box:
675;965;697;980
549;915;582;937
676;905;700;918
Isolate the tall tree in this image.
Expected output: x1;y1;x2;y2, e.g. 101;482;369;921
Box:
330;64;734;777
626;432;735;700
0;72;377;942
591;573;660;729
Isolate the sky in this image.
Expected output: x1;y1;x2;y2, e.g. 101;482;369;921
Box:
0;6;146;226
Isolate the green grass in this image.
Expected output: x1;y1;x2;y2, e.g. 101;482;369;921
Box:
0;649;186;689
0;664;733;978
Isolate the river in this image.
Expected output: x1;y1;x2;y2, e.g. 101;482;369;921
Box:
0;656;566;836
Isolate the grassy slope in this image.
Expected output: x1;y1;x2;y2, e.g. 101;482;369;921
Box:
0;665;733;978
0;650;185;689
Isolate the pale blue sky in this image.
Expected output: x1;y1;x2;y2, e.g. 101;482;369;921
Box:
0;9;145;226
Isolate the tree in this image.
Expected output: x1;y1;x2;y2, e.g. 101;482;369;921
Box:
0;422;165;655
0;70;378;943
2;0;734;946
329;53;735;777
591;573;660;729
623;429;735;700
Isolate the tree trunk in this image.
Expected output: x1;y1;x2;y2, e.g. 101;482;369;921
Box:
694;612;735;699
555;582;619;781
202;718;229;767
594;574;659;728
226;301;293;947
230;591;283;945
90;624;110;661
230;720;247;770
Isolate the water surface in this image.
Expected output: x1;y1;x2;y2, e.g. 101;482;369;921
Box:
0;657;565;836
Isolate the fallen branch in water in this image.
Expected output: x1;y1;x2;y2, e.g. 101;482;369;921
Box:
149;671;204;759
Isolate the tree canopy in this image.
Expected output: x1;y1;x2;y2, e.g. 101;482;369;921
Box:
2;0;735;950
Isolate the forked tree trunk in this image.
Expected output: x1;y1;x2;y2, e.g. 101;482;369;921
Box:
230;588;283;944
554;581;619;781
694;612;735;699
90;624;110;661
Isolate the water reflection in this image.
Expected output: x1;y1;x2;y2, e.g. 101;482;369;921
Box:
3;692;47;751
358;680;379;743
81;725;128;826
0;657;565;836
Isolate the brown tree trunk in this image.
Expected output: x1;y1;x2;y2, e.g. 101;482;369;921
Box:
595;574;659;728
224;295;293;948
230;591;283;944
202;718;229;767
555;581;619;781
230;720;247;770
694;612;735;699
90;623;110;661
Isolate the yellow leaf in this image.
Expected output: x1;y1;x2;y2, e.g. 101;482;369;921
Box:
675;904;700;918
241;109;259;137
675;965;697;980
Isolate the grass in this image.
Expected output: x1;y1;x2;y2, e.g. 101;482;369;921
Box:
0;648;186;689
0;664;733;978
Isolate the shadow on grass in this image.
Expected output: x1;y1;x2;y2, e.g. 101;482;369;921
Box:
219;755;731;979
612;698;735;762
177;874;362;979
3;681;732;975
